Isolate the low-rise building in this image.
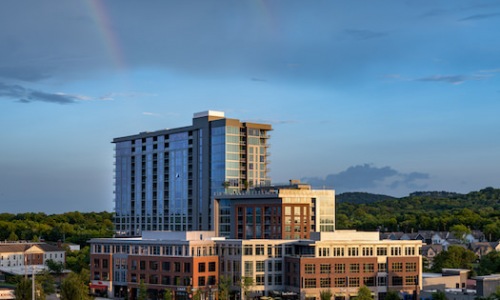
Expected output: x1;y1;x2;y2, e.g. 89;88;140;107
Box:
0;242;65;276
90;231;423;300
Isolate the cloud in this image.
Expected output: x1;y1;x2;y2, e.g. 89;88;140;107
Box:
459;12;500;21
343;29;387;40
142;112;162;117
414;72;494;85
302;164;429;193
0;81;99;104
416;75;468;85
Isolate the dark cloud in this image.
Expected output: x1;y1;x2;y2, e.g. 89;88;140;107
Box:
459;12;500;21
0;82;79;104
302;164;429;193
343;29;387;40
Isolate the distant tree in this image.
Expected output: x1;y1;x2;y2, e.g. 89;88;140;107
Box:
385;291;400;300
218;275;231;300
320;289;332;300
478;251;500;275
60;272;90;300
65;246;90;273
450;224;471;242
14;277;32;300
36;270;56;295
8;231;19;241
137;280;148;300
14;276;45;300
239;276;254;300
431;290;447;300
164;288;173;300
46;259;65;286
357;286;373;300
430;246;477;273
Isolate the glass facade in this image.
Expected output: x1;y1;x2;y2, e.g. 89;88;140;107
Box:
168;132;189;231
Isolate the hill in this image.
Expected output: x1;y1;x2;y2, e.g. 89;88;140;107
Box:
336;192;396;204
336;187;500;240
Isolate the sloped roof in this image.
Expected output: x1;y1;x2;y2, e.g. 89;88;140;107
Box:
0;242;64;254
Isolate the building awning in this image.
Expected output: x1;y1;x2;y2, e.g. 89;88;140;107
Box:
89;284;107;289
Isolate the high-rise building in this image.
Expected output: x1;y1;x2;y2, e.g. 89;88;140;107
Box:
113;111;272;236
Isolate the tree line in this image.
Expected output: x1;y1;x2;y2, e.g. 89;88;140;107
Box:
336;187;500;241
0;211;114;246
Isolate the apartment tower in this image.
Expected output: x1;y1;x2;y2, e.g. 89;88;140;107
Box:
113;111;272;236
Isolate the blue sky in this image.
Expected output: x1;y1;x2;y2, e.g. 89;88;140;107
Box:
1;0;499;213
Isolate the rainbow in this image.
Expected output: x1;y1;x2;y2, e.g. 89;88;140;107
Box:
84;0;126;71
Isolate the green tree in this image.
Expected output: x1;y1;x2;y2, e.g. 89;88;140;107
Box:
164;288;173;300
8;231;19;241
450;224;471;242
320;289;333;300
431;290;447;300
36;270;56;295
60;272;90;300
357;286;373;300
218;275;231;300
385;291;400;300
14;277;32;300
46;259;65;286
478;251;500;275
138;280;148;300
239;276;254;300
14;276;45;300
431;245;477;272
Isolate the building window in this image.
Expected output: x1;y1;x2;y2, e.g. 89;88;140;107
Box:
184;262;191;273
208;262;216;272
255;245;264;255
377;247;387;256
364;277;375;286
305;264;315;274
405;262;417;272
334;263;345;273
349;277;360;287
175;262;181;272
378;263;387;272
320;264;331;274
256;261;265;272
244;245;253;256
320;278;331;288
334;277;346;287
392;262;403;272
405;247;415;256
350;263;360;273
245;261;253;276
391;247;401;256
378;276;387;286
256;275;265;286
162;262;170;271
275;275;282;285
348;247;359;256
333;247;344;257
392;276;403;286
304;278;316;288
362;247;373;256
319;247;330;257
198;262;206;272
405;275;418;285
198;276;206;286
363;263;375;273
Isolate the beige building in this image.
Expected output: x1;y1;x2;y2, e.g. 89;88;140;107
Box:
214;181;335;240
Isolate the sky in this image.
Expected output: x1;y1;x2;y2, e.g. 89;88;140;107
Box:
1;0;499;213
